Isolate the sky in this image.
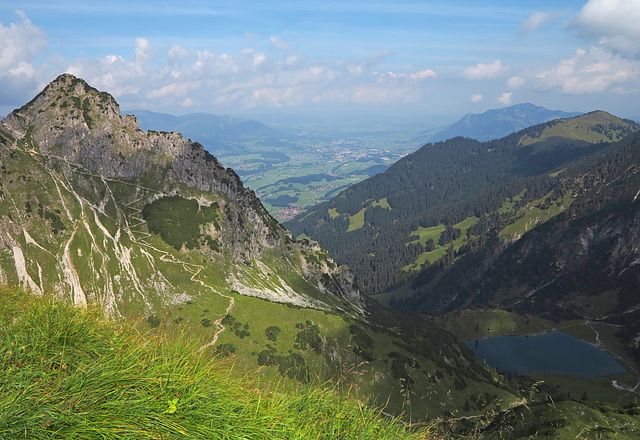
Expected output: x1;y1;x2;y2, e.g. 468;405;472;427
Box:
1;0;639;127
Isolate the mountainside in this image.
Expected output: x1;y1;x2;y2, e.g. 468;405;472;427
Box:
0;74;521;422
409;130;640;343
287;111;639;297
425;103;582;143
0;73;358;313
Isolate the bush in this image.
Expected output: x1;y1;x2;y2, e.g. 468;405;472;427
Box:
265;325;281;341
142;196;220;250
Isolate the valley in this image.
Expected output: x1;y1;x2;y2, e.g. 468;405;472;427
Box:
2;74;640;438
130;109;417;221
0;75;530;433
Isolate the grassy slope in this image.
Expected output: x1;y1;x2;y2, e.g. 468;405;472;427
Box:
518;111;635;147
0;287;433;439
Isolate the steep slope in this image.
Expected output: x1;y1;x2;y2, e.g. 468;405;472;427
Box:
425;103;582;143
0;74;519;421
406;130;640;363
287;112;639;296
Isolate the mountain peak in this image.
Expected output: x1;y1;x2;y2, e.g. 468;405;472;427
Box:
426;103;582;143
0;74;364;313
17;73;120;122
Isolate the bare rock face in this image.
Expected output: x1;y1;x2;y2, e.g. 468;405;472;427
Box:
0;73;363;314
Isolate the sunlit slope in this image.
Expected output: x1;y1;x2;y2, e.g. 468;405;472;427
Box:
286;111;639;296
0;287;433;440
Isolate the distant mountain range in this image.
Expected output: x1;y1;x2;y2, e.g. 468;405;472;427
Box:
127;109;294;155
422;103;582;143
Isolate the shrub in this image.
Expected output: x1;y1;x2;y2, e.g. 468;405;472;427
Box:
265;325;281;341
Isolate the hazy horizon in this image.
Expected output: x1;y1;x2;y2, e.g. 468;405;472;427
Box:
2;0;639;127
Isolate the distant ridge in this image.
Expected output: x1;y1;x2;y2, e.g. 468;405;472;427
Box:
425;103;582;143
127;109;290;154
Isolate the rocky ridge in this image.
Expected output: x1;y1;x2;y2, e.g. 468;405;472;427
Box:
0;73;362;315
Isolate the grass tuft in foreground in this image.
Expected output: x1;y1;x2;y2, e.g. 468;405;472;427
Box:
0;287;433;439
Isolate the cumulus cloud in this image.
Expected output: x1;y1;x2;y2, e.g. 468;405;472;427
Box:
62;37;436;112
506;76;526;88
570;0;640;54
462;60;508;80
497;92;512;106
0;10;48;105
470;94;483;103
521;11;557;35
534;46;639;94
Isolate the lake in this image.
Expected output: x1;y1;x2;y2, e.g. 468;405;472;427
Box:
463;330;626;378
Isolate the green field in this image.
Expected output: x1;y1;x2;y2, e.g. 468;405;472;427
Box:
217;140;412;221
404;217;479;271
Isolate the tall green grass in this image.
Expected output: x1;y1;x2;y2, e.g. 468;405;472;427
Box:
0;287;434;439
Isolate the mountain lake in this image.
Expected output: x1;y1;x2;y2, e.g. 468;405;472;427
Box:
464;330;626;378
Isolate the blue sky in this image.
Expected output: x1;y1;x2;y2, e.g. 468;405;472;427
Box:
1;0;639;125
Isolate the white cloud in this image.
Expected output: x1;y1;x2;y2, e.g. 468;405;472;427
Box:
462;60;508;80
497;92;512;106
135;37;153;61
270;36;290;51
0;11;46;72
168;45;194;61
611;86;639;95
147;81;199;99
506;76;526;88
470;94;483;103
60;34;437;112
521;11;556;34
0;10;48;105
410;69;437;80
376;69;436;81
534;46;639;94
570;0;640;54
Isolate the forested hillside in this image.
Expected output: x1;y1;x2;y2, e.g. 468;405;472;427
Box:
404;129;640;362
287;111;639;295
